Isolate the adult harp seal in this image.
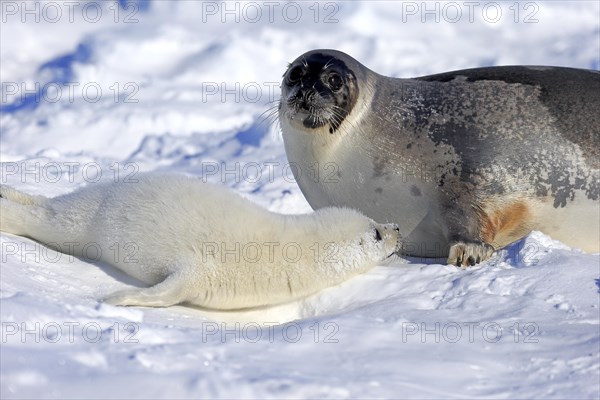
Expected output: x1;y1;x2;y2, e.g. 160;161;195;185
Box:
279;49;599;266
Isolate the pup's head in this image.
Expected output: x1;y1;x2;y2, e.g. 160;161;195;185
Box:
308;207;402;271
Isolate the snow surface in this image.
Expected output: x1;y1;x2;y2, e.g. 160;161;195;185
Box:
1;1;599;398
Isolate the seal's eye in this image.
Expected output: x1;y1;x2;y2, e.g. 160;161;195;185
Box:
288;66;303;83
327;73;343;91
374;228;383;242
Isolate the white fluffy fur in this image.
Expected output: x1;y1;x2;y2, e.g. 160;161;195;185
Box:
0;173;400;309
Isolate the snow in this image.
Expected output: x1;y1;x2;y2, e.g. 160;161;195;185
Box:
1;1;599;398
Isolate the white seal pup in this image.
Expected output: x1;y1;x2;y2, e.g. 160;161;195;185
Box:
279;49;599;266
0;173;401;309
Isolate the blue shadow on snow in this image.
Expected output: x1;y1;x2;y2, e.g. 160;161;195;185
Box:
234;124;268;149
1;1;152;114
118;0;151;11
1;42;92;113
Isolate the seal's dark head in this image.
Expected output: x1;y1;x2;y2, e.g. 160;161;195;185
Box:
281;50;359;134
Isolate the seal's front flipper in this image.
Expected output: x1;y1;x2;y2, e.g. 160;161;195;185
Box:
448;241;495;268
444;197;533;267
104;273;189;307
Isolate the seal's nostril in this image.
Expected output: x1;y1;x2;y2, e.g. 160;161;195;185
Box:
393;226;400;232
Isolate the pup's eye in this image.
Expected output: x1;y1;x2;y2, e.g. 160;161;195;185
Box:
374;228;382;241
288;66;303;83
327;73;343;91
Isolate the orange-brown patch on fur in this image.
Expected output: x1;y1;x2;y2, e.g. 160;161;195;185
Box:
479;200;534;249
